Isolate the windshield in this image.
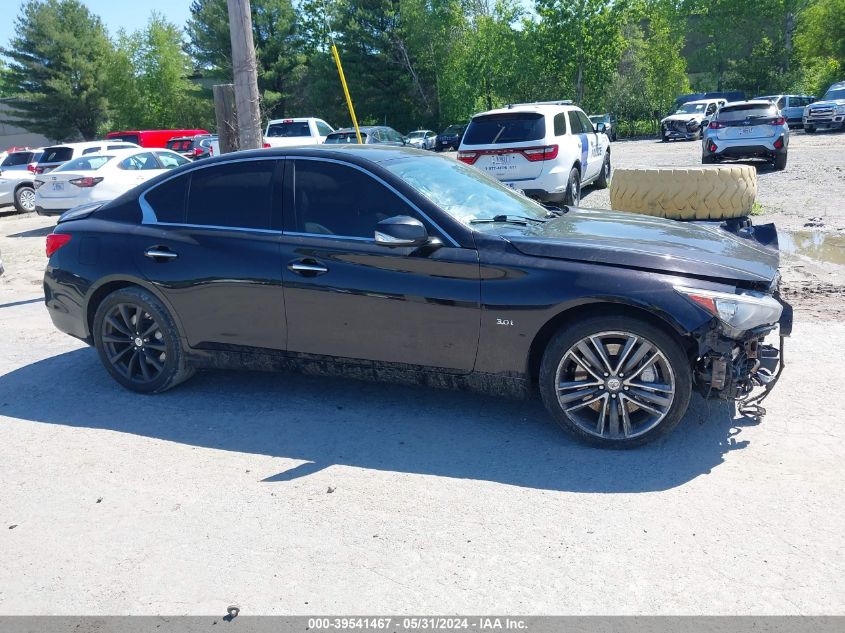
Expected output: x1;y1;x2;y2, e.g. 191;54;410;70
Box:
589;115;608;124
442;125;463;135
822;87;845;101
717;104;777;121
675;103;707;114
267;121;311;137
40;147;73;164
383;155;550;225
55;155;112;171
463;113;545;145
1;152;34;167
407;131;426;139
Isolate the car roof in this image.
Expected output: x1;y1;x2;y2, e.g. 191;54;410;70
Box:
683;99;721;105
191;145;426;167
45;140;137;149
473;102;577;117
267;117;320;123
722;100;776;108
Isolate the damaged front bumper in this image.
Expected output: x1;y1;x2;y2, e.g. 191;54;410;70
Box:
694;292;792;402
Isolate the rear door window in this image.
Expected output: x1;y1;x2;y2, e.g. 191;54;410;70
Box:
186;160;275;230
118;153;160;170
59;156;112;171
462;113;545;145
40;147;73;163
145;174;189;223
577;111;594;133
155;152;190;169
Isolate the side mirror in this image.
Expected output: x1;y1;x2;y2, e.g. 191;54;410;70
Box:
597;123;607;133
375;215;429;247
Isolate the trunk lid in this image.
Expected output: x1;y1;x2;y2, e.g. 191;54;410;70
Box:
504;209;779;283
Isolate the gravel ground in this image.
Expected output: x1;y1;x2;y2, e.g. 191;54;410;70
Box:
1;135;845;615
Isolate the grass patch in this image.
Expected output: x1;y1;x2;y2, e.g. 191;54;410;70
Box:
750;201;766;216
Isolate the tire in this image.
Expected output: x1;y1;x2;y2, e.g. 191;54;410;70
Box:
609;165;757;220
13;185;36;213
594;152;611;189
773;152;787;171
93;286;194;394
804;125;815;133
539;315;692;449
702;154;717;164
562;166;581;207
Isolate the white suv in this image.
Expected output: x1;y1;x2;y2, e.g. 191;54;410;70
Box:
264;117;334;147
457;101;611;206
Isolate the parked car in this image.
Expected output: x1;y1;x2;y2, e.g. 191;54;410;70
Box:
435;124;466;151
405;129;437;150
754;94;815;128
324;126;406;145
702;100;789;170
457;100;611;207
802;81;845;132
35;141;140;175
264;117;334;148
166;134;218;160
34;148;190;216
42;145;790;448
0;149;43;212
105;130;210;148
661;99;725;141
588;113;618;141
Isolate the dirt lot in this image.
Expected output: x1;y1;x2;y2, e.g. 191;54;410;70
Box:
1;135;845;615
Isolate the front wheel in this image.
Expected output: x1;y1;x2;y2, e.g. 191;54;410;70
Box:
539;315;692;448
594;152;611;189
805;125;816;133
14;185;36;213
562;167;581;207
93;287;194;393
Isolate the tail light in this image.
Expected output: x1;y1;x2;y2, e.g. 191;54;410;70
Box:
27;163;37;173
457;151;478;164
33;179;45;190
35;166;45;174
46;233;72;257
262;142;271;149
708;121;724;129
774;137;784;149
69;176;103;188
521;145;559;162
708;141;717;152
771;116;785;126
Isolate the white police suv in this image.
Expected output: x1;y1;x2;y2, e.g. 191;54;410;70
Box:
457;101;611;206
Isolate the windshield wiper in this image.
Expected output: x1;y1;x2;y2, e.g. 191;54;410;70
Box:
469;214;547;225
542;204;568;218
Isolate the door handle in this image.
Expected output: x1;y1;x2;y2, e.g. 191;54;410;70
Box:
288;260;328;276
144;247;178;261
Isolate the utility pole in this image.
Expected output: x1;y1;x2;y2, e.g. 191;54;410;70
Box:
213;84;238;154
227;0;262;150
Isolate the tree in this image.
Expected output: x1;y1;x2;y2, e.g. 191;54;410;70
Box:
0;0;113;140
794;0;845;96
0;60;12;97
107;13;213;131
187;0;306;119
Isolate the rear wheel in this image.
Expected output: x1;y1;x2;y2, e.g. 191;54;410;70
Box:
773;151;788;171
93;287;194;393
539;315;692;448
563;167;581;207
14;185;35;213
594;152;611;189
702;153;717;164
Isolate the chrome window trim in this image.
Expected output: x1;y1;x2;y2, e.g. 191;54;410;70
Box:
150;221;283;235
292;156;460;247
285;231;373;243
138;154;460;247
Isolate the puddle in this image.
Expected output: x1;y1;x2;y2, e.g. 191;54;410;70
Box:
779;231;845;268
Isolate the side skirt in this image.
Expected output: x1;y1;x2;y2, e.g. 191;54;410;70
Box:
187;346;532;400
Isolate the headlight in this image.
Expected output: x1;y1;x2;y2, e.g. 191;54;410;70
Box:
675;286;783;337
836;104;845;114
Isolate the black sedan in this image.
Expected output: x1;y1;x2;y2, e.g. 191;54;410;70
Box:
435;124;466;151
43;147;790;448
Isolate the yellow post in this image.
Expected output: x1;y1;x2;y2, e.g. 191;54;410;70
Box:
330;43;363;144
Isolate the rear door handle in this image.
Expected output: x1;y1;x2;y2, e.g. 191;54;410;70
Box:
288;259;328;276
144;247;178;261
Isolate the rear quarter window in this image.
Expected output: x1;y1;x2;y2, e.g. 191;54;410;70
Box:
144;174;188;223
463;113;545;145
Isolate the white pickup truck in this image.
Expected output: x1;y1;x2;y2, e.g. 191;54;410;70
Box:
263;117;335;148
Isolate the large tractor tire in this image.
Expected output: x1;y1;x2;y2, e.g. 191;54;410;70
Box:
609;166;757;221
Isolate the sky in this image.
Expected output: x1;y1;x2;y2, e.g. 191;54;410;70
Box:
0;0;194;50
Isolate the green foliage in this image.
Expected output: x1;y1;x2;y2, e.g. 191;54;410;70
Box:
795;0;845;96
106;14;213;132
1;0;113;141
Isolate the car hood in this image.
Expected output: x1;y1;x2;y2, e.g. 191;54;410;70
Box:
662;113;703;123
502;209;779;284
808;99;845;109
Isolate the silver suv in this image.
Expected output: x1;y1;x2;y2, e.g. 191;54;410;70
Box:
803;81;845;132
702;100;789;170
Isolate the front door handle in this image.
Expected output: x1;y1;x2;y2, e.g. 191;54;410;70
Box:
144;247;178;261
288;259;328;276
